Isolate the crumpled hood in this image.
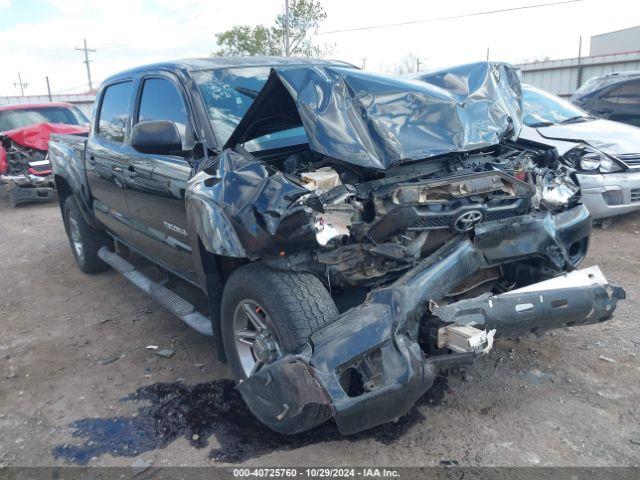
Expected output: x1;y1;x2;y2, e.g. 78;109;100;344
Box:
224;63;523;170
1;122;89;151
536;118;640;157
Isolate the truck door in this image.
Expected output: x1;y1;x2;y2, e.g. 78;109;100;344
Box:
125;75;196;282
86;80;135;241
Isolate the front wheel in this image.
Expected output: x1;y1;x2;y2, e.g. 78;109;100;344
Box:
62;196;112;274
221;262;339;433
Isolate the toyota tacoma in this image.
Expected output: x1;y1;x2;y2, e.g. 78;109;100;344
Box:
49;58;624;435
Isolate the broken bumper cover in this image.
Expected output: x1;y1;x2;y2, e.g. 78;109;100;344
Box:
238;205;624;435
0;179;56;207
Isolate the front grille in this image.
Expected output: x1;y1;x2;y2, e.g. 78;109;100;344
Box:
617;154;640;168
631;188;640;203
409;209;522;231
485;210;521;222
409;216;451;229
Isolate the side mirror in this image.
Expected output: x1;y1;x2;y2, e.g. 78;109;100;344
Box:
131;120;182;155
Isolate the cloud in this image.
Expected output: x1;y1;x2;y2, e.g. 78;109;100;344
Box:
0;0;11;8
0;0;285;95
2;0;639;96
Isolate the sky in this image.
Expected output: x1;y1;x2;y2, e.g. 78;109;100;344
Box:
0;0;638;96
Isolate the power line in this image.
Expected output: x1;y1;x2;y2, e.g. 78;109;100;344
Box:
318;0;583;34
53;81;101;94
41;49;74;71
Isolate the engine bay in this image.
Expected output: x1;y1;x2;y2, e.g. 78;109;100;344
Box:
255;139;582;290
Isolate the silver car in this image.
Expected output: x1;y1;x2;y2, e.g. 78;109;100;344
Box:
521;84;640;219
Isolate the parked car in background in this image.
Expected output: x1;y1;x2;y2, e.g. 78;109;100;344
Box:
571;71;640;127
413;64;640;220
521;83;640;219
49;58;623;436
0;103;89;206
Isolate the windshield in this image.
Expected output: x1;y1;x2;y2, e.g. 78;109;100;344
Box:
523;86;589;126
0;106;89;132
193;67;307;151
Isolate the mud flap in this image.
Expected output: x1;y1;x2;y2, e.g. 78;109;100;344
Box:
431;266;625;337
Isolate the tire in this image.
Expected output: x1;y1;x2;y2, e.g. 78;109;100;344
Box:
221;262;339;433
62;196;112;274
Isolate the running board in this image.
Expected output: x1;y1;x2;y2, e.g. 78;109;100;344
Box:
98;247;213;336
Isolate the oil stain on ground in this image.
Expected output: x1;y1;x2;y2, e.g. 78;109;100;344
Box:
53;376;448;464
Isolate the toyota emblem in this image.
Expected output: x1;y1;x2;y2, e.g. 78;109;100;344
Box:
453;210;484;232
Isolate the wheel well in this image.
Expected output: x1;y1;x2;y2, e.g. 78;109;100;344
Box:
197;238;246;364
198;238;247;282
54;175;72;211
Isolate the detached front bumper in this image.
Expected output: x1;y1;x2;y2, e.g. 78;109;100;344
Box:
238;205;624;435
1;173;56;207
577;171;640;219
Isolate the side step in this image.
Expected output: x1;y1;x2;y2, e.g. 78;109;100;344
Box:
98;247;213;336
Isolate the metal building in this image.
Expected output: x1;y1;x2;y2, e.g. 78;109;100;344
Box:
517;26;640;97
590;26;640;56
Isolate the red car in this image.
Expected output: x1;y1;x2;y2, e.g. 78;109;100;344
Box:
0;102;89;206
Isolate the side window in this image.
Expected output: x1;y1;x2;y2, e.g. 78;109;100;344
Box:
97;82;133;143
603;81;640;105
137;78;188;142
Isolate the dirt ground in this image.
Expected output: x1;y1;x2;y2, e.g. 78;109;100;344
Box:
1;199;639;468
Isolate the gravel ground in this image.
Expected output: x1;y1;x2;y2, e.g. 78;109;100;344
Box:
1;200;639;468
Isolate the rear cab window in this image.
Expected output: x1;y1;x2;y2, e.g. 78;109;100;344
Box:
97;81;133;143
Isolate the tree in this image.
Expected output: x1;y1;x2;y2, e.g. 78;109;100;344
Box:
214;25;281;56
213;0;329;57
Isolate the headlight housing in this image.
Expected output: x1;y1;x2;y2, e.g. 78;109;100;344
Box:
563;146;623;173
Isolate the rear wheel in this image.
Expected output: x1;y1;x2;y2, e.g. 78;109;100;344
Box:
221;262;339;433
62;196;112;274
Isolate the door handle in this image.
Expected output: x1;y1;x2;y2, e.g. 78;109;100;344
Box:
125;165;138;178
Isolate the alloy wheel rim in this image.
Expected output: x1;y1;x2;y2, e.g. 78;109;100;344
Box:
68;215;84;262
232;299;281;377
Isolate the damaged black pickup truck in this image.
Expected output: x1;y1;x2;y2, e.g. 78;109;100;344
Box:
49;58;624;435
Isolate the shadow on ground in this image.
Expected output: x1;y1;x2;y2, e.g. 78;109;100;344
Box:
53;376;448;464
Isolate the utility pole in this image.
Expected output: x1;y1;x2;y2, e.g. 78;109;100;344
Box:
75;38;96;91
486;47;490;61
46;76;52;101
576;36;583;90
13;72;28;96
416;57;421;72
361;57;367;69
284;0;290;56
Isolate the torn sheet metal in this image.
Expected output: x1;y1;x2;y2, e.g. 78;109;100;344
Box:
188;148;318;258
431;266;625;338
237;208;622;434
505;265;607;293
224;64;524;169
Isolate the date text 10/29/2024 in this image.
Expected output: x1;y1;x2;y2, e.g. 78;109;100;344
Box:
233;468;400;478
